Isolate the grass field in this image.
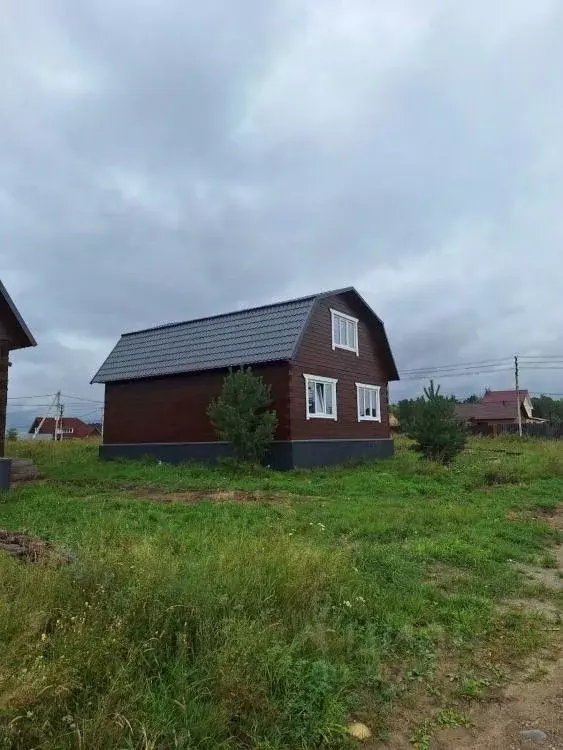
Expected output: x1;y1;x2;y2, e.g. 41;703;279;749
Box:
1;437;562;749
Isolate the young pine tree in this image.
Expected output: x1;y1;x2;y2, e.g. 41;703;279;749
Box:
207;368;278;464
406;380;467;464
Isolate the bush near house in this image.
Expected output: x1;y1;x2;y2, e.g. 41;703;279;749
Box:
207;367;278;464
404;381;468;464
0;436;561;749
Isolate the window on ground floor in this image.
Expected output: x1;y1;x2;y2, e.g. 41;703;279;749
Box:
304;374;338;420
356;383;381;421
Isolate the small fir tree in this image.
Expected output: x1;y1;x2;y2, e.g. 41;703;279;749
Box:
406;380;467;464
6;427;18;442
207;368;278;464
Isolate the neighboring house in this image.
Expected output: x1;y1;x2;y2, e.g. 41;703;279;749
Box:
92;287;399;469
0;281;36;460
29;417;102;440
481;389;534;419
455;389;543;435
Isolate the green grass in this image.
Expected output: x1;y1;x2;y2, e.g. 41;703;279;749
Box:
0;437;561;749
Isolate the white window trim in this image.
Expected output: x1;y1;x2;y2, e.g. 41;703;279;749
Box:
356;383;381;422
330;308;359;355
304;374;338;420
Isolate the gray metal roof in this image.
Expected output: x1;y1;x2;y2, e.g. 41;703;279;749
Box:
92;294;317;383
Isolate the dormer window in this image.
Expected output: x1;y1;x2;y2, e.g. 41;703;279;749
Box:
330;309;358;355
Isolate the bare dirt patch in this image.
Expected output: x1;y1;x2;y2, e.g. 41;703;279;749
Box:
374;506;563;750
0;530;71;564
121;486;314;507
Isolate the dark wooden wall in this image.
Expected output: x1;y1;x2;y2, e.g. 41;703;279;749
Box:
103;362;290;444
289;292;391;440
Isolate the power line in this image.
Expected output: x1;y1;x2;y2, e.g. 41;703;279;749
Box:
62;394;104;404
400;357;511;374
7;393;56;401
520;355;563;360
400;367;514;381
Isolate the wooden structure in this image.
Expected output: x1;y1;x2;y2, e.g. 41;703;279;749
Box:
0;282;36;478
93;287;399;469
455;390;544;436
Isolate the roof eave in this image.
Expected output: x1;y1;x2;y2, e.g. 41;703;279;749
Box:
0;281;37;349
91;356;292;385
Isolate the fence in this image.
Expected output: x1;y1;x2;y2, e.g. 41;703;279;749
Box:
493;422;563;439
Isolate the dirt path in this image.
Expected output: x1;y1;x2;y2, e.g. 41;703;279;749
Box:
375;507;563;750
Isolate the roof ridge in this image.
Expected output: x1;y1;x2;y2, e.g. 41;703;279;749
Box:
121;287;354;337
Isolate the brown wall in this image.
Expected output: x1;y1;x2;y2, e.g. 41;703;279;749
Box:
103;362;290;444
289;292;391;440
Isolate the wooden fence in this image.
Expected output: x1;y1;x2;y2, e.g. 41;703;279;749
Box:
494;422;563;439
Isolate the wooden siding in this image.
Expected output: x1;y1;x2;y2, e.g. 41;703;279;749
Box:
289;293;391;440
103;362;290;445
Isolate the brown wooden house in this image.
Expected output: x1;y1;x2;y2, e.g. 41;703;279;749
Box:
454;390;542;436
0;281;36;474
92;287;399;469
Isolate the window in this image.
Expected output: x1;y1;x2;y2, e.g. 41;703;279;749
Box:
304;374;338;420
331;309;358;354
356;383;381;422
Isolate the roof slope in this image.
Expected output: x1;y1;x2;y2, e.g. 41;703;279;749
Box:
92;286;399;384
0;280;36;350
481;389;530;404
455;403;518;421
92;294;317;383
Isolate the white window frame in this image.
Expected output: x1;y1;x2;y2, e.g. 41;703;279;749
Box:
304;374;338;420
330;309;359;355
356;383;381;422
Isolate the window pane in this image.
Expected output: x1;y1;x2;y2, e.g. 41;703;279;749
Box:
350;321;357;349
345;320;352;348
325;383;333;415
308;381;315;414
370;390;376;417
316;382;326;413
339;318;346;345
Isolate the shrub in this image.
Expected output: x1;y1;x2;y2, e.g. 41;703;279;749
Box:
6;427;18;441
405;381;467;465
208;368;278;464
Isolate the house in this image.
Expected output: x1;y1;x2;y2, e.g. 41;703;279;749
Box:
481;389;534;419
455;389;542;436
92;287;399;469
29;417;102;440
0;281;36;467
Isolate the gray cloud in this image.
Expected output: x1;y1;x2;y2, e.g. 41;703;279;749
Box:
2;0;563;427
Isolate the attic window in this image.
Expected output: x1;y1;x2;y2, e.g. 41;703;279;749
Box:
304;374;338;420
330;309;358;355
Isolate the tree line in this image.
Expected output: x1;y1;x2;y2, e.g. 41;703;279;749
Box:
392;393;563;427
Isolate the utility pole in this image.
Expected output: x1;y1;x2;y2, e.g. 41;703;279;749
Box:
33;392;59;440
53;391;62;441
514;355;523;437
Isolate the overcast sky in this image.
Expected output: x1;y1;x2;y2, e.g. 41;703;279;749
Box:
2;0;563;428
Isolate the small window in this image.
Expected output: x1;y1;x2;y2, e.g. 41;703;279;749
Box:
330;309;358;354
356;383;381;422
304;374;338;420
